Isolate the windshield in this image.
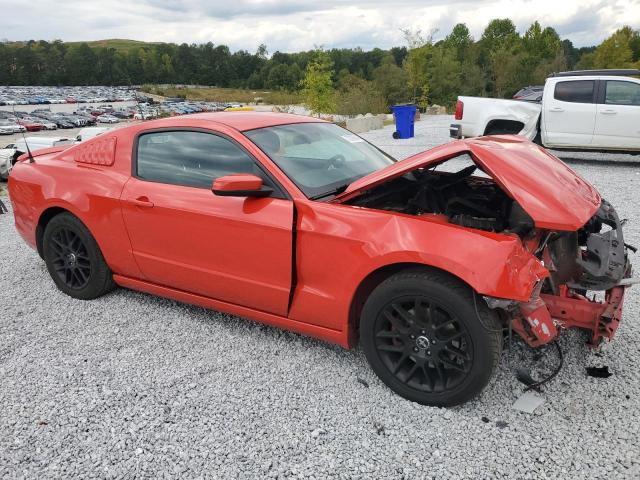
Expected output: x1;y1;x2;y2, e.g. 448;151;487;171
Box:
244;122;395;199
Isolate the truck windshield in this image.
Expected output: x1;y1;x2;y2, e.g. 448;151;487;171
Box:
244;122;395;199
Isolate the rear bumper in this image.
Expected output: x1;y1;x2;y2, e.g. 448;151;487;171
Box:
449;124;462;139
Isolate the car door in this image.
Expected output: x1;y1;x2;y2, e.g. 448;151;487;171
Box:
120;129;294;316
543;79;596;146
593;80;640;149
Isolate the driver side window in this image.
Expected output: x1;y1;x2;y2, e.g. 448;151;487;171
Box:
136;130;267;189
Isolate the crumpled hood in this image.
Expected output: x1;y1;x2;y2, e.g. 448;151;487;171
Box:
336;135;601;231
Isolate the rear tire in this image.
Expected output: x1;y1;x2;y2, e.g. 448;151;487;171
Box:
360;269;502;407
43;213;115;300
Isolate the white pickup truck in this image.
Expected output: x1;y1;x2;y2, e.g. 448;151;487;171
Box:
0;137;75;181
450;69;640;151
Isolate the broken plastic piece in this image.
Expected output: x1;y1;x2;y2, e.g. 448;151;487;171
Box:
0;199;7;214
586;366;612;378
512;391;545;413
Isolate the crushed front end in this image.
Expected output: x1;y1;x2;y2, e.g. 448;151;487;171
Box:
506;199;634;347
338;137;635;349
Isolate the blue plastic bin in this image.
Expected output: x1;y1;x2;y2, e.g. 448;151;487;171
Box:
391;104;417;139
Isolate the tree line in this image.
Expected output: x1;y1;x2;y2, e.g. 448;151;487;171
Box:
1;20;639;111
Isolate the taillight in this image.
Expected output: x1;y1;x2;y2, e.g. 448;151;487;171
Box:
454;100;464;120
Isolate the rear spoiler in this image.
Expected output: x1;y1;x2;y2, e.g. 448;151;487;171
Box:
17;144;75;162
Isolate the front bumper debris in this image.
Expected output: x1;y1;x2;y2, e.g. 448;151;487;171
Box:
513;283;630;347
512;199;633;347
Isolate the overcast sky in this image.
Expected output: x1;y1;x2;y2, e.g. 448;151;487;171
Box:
2;0;639;52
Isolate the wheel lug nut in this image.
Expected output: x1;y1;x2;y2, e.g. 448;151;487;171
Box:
426;350;431;356
413;347;419;352
432;339;437;344
421;330;426;334
410;334;415;339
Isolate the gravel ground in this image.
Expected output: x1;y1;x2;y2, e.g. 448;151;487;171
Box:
1;116;639;479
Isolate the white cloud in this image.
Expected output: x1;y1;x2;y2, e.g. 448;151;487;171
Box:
1;0;638;51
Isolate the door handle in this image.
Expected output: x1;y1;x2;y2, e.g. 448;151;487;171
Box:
549;107;564;112
600;109;617;115
126;196;154;208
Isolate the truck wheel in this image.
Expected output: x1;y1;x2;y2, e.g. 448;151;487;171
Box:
43;212;115;300
360;269;502;407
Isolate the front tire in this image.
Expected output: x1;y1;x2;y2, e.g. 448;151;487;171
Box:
360;269;502;407
43;213;115;300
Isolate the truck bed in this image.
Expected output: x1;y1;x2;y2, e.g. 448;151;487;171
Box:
451;96;541;139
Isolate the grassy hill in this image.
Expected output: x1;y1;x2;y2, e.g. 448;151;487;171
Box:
64;39;164;52
4;38;163;52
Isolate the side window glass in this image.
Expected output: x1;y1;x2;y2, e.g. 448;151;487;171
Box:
605;81;640;106
136;131;265;189
553;80;595;103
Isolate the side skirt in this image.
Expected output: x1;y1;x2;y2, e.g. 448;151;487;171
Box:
112;274;350;348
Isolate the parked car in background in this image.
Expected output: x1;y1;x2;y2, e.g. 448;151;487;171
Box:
451;69;640;151
96;114;120;124
47;115;76;129
29;117;57;130
0;120;27;134
513;85;544;102
15;118;44;132
7;112;634;406
76;127;111;141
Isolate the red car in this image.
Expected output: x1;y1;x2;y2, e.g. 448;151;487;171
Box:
7;113;634;406
15;119;44;132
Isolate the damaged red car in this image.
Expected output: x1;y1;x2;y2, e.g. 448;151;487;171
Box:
8;113;634;406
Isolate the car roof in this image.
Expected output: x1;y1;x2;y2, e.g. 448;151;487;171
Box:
180;112;327;132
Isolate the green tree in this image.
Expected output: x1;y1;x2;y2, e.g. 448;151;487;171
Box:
592;26;639;68
445;23;473;62
372;54;409;106
491;47;525;97
480;19;519;53
266;64;291;90
428;46;462;108
523;22;561;61
401;28;433;108
336;74;386;114
479;20;522;96
64;43;97;84
301;50;336;114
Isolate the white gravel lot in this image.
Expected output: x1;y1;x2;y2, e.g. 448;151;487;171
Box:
1;116;639;479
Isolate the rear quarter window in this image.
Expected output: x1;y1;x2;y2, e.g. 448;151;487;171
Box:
553;80;595;103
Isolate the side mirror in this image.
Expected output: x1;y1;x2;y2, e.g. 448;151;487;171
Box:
212;174;273;198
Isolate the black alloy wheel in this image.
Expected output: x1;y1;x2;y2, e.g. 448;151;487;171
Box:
374;296;473;393
43;212;115;300
49;227;92;290
360;269;502;406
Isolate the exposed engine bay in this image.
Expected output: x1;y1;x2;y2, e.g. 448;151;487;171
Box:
345;163;534;236
345;159;634;349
